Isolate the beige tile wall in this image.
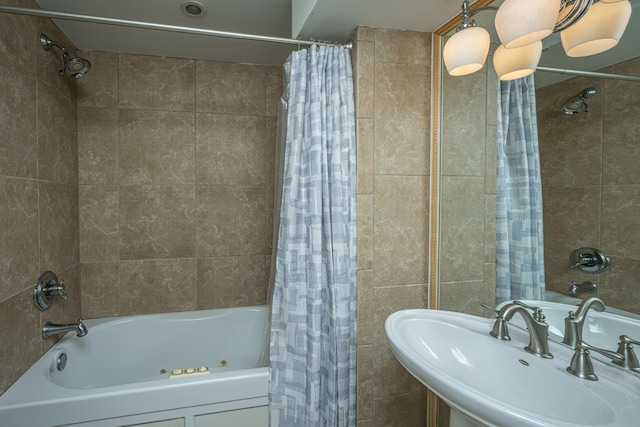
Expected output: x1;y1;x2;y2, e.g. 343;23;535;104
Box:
536;57;640;314
0;2;80;394
353;27;431;427
438;45;498;315
76;51;281;318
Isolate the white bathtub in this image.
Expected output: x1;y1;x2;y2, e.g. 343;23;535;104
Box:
0;305;269;427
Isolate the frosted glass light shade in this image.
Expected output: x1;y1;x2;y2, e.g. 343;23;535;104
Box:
443;26;491;76
561;0;632;57
495;0;562;48
493;41;543;81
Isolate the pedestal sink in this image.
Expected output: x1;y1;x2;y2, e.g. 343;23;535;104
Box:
385;309;640;427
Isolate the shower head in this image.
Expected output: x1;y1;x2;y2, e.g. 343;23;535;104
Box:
561;87;596;115
40;33;91;78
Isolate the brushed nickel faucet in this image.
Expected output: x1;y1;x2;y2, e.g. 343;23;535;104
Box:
488;302;553;359
42;318;88;339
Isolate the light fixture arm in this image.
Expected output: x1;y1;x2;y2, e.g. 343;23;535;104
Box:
456;0;499;31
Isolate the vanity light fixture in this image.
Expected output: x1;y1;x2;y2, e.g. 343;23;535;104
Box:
444;0;633;80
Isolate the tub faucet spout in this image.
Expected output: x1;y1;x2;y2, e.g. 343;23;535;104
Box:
562;297;605;348
42;318;88;339
490;303;553;359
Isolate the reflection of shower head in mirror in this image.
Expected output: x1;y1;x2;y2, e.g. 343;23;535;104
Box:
40;33;91;78
561;87;596;114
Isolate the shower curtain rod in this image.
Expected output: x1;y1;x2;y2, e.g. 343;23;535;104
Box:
0;4;352;49
536;66;640;82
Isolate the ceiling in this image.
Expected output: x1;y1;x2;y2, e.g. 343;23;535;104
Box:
33;0;640;87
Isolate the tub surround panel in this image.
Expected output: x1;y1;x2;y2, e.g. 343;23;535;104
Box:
78;51;278;319
0;9;81;395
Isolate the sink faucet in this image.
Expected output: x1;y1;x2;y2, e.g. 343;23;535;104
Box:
42;318;88;339
562;297;605;348
489;303;553;359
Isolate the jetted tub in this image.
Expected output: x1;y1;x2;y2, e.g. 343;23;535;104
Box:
0;305;269;427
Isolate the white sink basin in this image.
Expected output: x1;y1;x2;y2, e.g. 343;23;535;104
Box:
385;309;640;427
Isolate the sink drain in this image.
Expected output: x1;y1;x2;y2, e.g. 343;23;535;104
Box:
218;359;227;368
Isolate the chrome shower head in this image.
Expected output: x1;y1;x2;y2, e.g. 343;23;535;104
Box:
40;33;91;78
562;87;596;115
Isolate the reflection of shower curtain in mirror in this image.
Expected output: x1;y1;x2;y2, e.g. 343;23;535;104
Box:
269;45;357;426
496;75;545;304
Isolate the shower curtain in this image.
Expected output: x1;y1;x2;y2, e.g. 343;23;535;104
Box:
496;75;545;304
269;45;357;426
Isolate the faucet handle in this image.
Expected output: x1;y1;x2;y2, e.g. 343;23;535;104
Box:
513;300;545;322
481;303;500;316
613;335;640;372
567;340;624;381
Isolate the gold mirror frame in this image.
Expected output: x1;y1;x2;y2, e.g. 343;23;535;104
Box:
428;1;495;425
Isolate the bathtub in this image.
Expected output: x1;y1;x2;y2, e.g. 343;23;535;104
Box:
0;305;269;427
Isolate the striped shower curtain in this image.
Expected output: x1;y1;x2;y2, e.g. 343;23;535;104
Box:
269;44;357;426
496;75;546;304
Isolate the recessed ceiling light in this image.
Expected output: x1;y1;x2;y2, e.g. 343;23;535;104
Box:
181;1;206;17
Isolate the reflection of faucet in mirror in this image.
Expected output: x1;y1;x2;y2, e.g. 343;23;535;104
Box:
568;280;597;295
562;297;605;348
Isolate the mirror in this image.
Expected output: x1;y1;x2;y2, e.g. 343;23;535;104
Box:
432;0;640;425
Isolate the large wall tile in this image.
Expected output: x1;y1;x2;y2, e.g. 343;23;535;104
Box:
196;255;266;309
373;175;429;287
196;113;265;185
77;51;118;109
0;177;39;301
80;262;121;318
119;259;196;315
196;61;265;115
374;62;429;176
120;186;196;260
119;109;195;185
373;285;427;398
602;185;640;258
354;40;374;119
357;344;373;421
79;185;119;263
39;181;79;273
441;71;486;177
536;77;604;188
196;186;265;257
356;118;374;195
78;107;118;185
439;176;484;283
0;289;40;392
0;13;37;179
372;392;427;427
118;54;195;112
374;28;430;66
